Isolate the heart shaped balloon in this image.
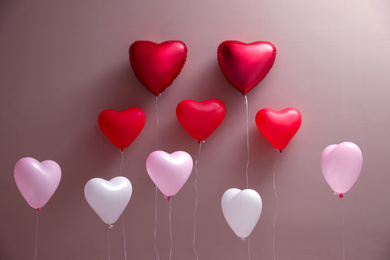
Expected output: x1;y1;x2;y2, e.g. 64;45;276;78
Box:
217;41;276;95
14;157;61;209
98;107;145;150
176;99;226;141
321;142;363;196
84;176;132;225
255;108;302;151
221;188;262;239
129;40;187;96
146;150;193;198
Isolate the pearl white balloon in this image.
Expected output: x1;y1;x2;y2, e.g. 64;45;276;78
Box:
84;176;132;225
221;188;262;239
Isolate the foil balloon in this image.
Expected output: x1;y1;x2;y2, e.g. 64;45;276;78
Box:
84;177;132;225
255;108;302;151
14;157;61;210
217;41;276;95
176;99;226;141
129;40;187;96
221;188;262;239
146;150;193;198
321;142;363;197
98;107;145;150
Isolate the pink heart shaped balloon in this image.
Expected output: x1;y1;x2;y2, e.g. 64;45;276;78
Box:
14;157;61;209
321;142;363;196
146;150;193;198
217;41;276;95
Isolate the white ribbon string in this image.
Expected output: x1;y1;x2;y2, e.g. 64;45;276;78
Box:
169;198;173;260
35;210;39;260
272;151;280;260
341;198;345;260
193;141;203;260
154;186;160;260
244;95;249;189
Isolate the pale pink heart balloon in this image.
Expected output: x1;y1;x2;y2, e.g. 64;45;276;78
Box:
14;157;61;209
321;142;363;196
146;150;193;198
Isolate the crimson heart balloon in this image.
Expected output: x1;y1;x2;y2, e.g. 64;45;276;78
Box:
176;99;226;141
98;107;146;150
129;41;187;96
217;41;276;95
255;108;302;151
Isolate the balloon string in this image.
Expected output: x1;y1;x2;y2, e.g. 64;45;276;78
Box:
248;236;251;260
169;198;173;260
154;186;161;260
121;213;127;260
341;198;345;260
244;95;249;189
119;149;124;176
156;94;160;150
272;151;280;260
35;210;39;260
193;141;203;260
107;227;111;260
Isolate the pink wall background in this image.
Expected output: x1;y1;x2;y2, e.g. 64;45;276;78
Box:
1;0;390;259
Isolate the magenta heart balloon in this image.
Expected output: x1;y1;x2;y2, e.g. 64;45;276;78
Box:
146;150;193;198
321;142;363;196
14;157;62;209
217;41;276;95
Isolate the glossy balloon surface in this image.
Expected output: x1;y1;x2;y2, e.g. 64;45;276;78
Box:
129;41;187;96
321;142;363;195
146;150;193;197
98;107;145;150
217;41;276;95
176;99;226;141
255;108;302;151
14;157;61;209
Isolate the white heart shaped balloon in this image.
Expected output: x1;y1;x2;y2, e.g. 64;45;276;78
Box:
321;141;363;195
84;176;132;225
221;188;262;239
14;157;62;209
146;150;193;198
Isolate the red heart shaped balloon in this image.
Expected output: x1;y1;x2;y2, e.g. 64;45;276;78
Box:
176;99;226;141
129;41;187;96
217;41;276;95
98;107;146;150
255;108;301;151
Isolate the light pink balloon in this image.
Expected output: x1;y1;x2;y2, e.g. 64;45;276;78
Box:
14;157;62;209
321;142;363;195
146;150;193;198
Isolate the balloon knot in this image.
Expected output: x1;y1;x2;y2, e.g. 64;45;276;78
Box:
120;148;124;153
37;208;41;212
279;149;283;153
197;140;201;144
167;196;171;201
339;193;344;198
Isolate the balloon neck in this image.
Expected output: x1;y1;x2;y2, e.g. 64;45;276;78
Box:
339;193;343;198
167;196;171;201
279;149;283;153
197;140;201;144
120;148;124;153
36;208;41;212
108;224;114;229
